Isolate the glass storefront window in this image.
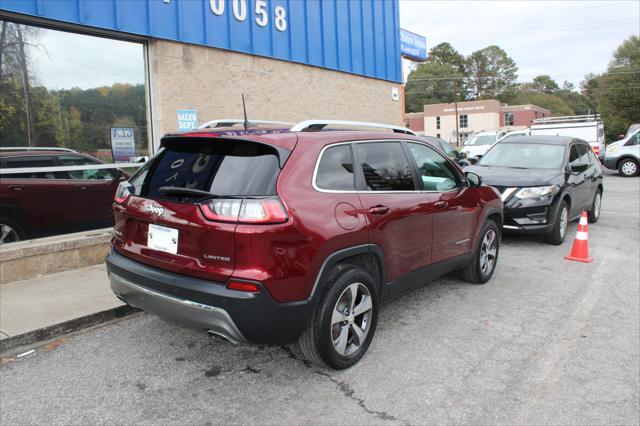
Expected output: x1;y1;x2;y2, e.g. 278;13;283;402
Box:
0;20;150;244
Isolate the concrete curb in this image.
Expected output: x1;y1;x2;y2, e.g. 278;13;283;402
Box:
0;305;139;354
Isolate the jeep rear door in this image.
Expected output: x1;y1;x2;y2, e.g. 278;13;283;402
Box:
353;141;436;294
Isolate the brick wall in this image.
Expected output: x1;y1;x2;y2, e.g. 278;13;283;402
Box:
149;40;403;145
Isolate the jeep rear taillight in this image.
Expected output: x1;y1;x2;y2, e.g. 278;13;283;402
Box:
199;198;288;224
114;182;131;204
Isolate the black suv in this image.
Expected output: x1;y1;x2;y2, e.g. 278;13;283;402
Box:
466;136;603;244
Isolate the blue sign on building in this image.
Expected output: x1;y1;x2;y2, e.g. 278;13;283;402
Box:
400;29;427;61
0;0;403;82
177;109;198;131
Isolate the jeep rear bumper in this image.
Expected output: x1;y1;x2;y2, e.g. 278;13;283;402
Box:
106;251;313;345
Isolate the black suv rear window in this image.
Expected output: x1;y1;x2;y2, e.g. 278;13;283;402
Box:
143;139;283;200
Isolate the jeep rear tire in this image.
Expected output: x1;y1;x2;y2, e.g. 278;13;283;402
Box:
461;219;500;284
298;267;378;370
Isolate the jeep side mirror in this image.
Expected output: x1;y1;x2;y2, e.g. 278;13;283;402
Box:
466;172;482;188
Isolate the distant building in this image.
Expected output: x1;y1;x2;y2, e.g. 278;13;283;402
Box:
407;99;550;144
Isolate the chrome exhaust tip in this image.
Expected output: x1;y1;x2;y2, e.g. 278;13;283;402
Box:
207;329;239;344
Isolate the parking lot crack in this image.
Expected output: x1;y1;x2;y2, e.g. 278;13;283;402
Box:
316;371;410;425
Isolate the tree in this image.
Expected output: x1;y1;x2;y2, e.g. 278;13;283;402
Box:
555;88;592;115
561;81;575;91
531;75;559;94
404;62;464;112
580;73;601;110
426;42;465;72
595;36;640;140
465;45;518;103
511;92;574;116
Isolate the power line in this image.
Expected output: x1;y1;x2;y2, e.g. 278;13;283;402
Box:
406;70;640;82
412;1;634;25
439;19;639;39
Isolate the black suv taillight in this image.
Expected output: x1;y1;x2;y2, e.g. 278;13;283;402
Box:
199;197;288;224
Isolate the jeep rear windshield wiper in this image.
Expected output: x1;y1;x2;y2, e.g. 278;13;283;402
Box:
158;186;216;198
157;186;244;200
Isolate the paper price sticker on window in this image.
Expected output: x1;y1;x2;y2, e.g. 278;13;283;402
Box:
177;109;198;131
110;127;136;163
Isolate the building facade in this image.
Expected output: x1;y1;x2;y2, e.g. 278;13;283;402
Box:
409;99;550;143
0;0;410;246
1;0;405;153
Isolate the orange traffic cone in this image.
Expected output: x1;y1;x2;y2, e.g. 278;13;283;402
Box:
564;211;593;263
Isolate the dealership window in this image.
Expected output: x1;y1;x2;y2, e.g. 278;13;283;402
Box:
459;115;468;129
436;116;441;130
504;112;514;126
0;20;150;244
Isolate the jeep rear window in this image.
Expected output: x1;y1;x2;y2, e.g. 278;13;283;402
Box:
316;145;355;191
143;139;282;200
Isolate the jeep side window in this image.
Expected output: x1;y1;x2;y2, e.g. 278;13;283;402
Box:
406;142;461;191
315;145;355;191
355;142;415;191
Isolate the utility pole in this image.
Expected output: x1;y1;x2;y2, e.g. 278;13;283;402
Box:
0;22;7;81
16;24;35;147
454;101;459;147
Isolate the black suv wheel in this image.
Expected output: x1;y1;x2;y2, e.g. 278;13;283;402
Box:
299;267;378;369
544;200;569;245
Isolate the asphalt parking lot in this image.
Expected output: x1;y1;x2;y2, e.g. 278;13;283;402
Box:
1;170;638;425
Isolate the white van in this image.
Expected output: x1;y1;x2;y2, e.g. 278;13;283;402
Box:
530;115;605;158
603;129;640;177
462;130;507;161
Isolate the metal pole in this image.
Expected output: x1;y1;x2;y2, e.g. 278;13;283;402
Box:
454;100;459;147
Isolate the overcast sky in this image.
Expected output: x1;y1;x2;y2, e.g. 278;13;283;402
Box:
29;28;145;90
24;0;640;90
400;0;640;87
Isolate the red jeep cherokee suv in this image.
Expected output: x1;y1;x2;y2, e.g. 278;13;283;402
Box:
107;120;502;369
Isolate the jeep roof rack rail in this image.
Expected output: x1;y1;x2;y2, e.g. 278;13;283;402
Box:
0;147;77;152
198;119;293;129
290;119;416;135
532;114;601;124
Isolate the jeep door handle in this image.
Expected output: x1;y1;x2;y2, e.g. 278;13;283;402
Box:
434;201;448;209
368;205;390;215
77;185;89;191
8;185;26;191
